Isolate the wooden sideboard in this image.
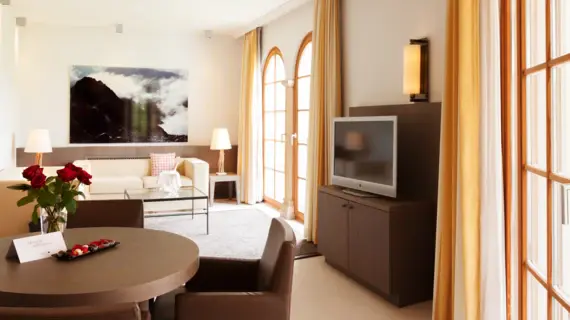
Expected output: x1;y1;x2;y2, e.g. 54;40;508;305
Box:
317;185;436;307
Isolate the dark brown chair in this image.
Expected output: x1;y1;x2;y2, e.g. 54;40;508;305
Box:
67;199;144;229
29;200;144;232
153;217;296;320
0;303;142;320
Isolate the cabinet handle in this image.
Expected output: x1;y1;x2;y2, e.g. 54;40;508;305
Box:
348;205;354;209
341;203;348;208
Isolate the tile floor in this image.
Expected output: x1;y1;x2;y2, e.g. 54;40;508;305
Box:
292;257;433;320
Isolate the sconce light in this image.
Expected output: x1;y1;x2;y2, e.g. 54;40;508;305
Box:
403;38;429;102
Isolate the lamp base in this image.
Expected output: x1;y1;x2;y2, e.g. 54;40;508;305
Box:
216;172;227;176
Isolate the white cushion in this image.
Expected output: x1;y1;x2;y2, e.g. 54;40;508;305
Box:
142;176;193;189
90;159;151;177
90;176;143;194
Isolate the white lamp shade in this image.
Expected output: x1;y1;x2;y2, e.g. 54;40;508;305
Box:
25;129;52;153
210;128;232;150
403;44;421;95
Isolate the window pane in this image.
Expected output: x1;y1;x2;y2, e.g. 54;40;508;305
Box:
526;71;547;169
298;42;312;77
275;171;285;203
264;169;274;199
553;298;570;320
552;0;570;58
297;144;308;179
276;56;286;82
297;179;306;214
552;63;570;176
527;173;548;275
297;77;311;111
275;142;285;172
526;0;546;67
275;111;286;141
275;83;286;111
264;112;274;139
264;56;275;83
527;273;548;320
264;84;275;111
264;141;274;169
553;182;570;299
297;110;310;144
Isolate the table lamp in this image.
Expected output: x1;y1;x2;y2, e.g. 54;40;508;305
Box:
210;128;231;175
25;129;52;166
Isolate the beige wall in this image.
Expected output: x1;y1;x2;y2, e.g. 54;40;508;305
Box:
342;0;447;113
262;1;314;80
0;6;18;170
16;25;242;147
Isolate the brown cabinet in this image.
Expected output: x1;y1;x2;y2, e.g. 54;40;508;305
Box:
317;192;349;270
317;186;436;307
348;202;390;294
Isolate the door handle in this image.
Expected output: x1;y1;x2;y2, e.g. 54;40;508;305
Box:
563;185;569;225
291;133;297;146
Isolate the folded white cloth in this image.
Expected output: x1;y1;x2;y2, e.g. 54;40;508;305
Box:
158;170;182;194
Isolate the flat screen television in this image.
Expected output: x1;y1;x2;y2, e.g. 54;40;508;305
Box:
332;116;398;198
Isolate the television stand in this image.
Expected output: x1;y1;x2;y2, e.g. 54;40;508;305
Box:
317;185;436;307
341;188;378;198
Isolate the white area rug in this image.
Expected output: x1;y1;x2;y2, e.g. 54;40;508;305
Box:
144;208;302;259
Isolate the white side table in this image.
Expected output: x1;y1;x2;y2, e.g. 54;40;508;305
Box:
209;173;240;207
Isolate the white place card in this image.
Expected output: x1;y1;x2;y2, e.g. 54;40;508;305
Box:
5;232;67;263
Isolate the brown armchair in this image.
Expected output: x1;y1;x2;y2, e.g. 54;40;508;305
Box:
0;303;142;320
154;218;296;320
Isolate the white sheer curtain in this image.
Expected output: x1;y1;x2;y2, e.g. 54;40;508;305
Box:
480;0;507;318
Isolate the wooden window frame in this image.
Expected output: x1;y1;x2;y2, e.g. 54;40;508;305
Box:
293;32;313;223
508;0;570;318
262;47;286;209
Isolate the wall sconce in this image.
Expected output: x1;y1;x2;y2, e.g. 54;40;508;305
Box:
403;38;429;102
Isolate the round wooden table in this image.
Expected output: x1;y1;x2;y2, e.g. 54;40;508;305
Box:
0;227;199;308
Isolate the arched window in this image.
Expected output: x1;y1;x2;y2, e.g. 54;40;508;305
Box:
293;33;312;220
263;48;286;206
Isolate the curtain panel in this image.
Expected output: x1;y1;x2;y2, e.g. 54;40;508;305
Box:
304;0;343;242
237;28;263;205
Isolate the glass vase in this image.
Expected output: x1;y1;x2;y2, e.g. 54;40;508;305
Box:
40;208;68;234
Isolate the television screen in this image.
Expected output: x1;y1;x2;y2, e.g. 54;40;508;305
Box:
332;116;397;197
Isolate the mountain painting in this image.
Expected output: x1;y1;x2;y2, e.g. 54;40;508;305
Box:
69;65;188;143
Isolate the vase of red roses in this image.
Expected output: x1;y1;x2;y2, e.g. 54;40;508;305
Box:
8;163;92;234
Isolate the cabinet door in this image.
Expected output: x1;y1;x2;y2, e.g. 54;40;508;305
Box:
317;192;349;270
348;202;390;293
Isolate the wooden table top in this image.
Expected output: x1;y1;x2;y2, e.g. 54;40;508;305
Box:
0;227;199;308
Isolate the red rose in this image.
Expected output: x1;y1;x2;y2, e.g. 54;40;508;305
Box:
65;163;82;172
30;173;46;189
77;169;92;185
22;165;43;181
57;167;77;182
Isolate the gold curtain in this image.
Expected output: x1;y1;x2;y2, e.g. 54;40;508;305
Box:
432;0;481;319
237;28;263;204
304;0;342;242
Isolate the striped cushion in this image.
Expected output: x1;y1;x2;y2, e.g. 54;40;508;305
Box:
150;153;176;176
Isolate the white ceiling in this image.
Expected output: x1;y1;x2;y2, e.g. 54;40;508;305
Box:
9;0;311;37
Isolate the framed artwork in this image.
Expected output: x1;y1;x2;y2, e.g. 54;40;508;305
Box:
69;65;188;143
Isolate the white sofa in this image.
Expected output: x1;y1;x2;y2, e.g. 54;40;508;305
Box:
73;157;209;210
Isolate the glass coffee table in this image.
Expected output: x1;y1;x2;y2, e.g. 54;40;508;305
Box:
124;186;209;234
